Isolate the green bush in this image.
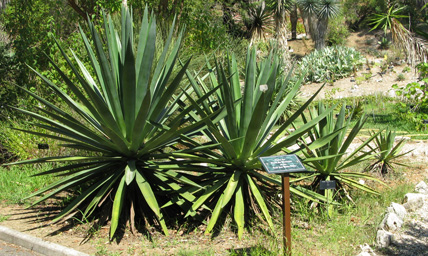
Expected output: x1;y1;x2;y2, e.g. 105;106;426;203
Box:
300;102;384;216
299;46;365;83
327;15;350;46
392;62;428;130
0;117;41;160
365;129;410;175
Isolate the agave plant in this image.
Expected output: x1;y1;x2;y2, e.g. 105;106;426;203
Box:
299;102;384;203
7;6;203;239
364;129;411;175
168;49;336;238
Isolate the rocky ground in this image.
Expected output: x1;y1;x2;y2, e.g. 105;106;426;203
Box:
358;181;428;256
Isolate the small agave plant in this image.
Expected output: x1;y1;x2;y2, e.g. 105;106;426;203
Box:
365;129;411;175
8;6;203;239
299;102;385;212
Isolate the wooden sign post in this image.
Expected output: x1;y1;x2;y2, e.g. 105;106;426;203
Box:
259;154;310;256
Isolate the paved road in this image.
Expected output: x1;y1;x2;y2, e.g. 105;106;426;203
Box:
0;240;41;256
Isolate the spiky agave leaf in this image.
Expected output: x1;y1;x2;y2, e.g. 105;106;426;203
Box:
8;6;204;239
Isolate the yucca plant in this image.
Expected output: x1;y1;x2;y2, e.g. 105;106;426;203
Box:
244;1;273;42
6;6;204;239
364;129;411;175
299;102;384;207
171;49;336;239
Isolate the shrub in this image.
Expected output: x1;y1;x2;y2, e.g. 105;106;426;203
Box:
299;46;365;83
392;62;428;130
364;129;411;175
327;15;350;46
299;102;384;215
396;73;406;81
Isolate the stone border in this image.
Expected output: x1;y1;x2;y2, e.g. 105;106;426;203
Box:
0;225;88;256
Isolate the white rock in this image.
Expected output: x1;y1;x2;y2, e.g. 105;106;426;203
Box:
296;33;306;39
403;193;427;211
376;229;393;248
388;89;397;98
395;136;410;141
357;243;376;256
415;181;428;194
387;202;407;220
379;212;403;231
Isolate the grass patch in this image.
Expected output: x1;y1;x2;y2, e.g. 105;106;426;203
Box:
0;163;59;204
312;94;428;139
0;214;10;222
291;180;413;256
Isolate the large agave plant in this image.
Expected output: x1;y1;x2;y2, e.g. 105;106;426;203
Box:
171;49;335;238
8;6;202;239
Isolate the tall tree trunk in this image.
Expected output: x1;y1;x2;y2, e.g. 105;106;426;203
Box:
314;18;328;50
274;0;285;38
290;3;298;40
299;6;312;39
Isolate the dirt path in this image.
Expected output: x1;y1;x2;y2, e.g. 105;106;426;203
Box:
299;61;419;100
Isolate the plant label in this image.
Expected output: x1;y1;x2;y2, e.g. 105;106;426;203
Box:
320;180;336;190
259;154;308;174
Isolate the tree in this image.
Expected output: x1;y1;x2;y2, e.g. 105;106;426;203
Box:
1;0;81;90
298;0;340;49
342;0;387;30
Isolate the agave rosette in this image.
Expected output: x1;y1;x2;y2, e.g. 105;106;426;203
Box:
167;49;336;238
9;7;204;239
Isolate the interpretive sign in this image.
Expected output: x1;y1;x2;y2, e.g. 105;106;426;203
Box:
258;154;310;256
259;154;307;174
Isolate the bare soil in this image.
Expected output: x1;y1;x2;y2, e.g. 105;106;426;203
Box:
0;204;258;255
1;32;427;256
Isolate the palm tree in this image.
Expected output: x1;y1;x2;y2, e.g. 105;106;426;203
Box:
298;0;340;49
